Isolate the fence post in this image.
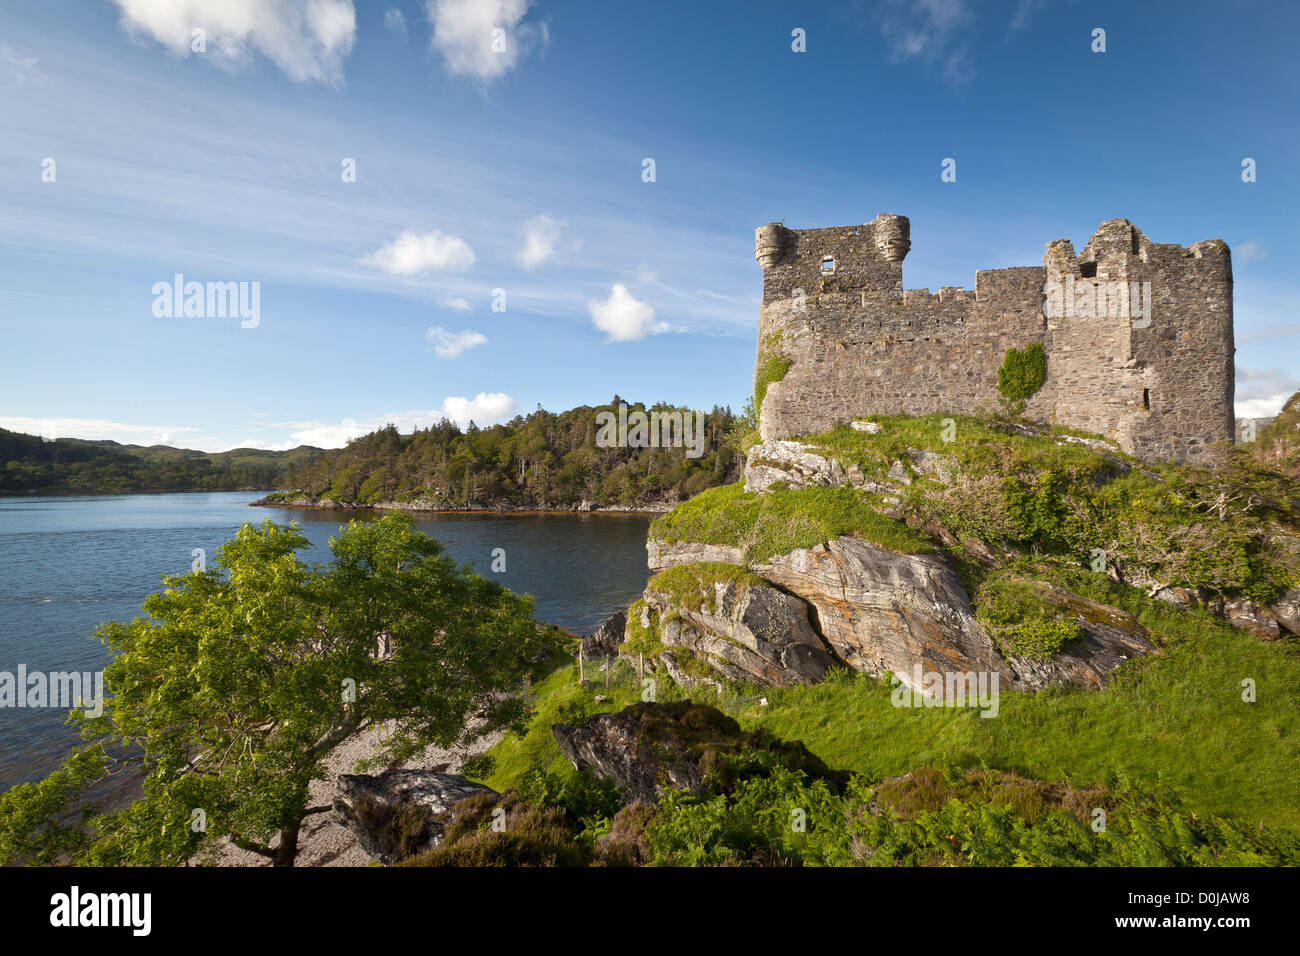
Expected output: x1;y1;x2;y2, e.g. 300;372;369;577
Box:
578;644;584;684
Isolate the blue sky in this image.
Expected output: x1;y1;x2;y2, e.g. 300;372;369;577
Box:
1;0;1296;451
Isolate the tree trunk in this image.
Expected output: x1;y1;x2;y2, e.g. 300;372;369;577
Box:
272;820;302;867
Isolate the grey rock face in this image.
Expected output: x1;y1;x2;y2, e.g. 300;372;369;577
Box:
756;536;1013;684
581;609;628;660
1269;588;1300;637
553;701;846;801
743;440;860;493
999;581;1155;689
333;770;495;864
646;539;747;571
640;577;834;687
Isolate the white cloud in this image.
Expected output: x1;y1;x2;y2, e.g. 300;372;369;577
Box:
285;393;517;446
384;8;407;34
230;437;301;451
0;416;198;446
1237;394;1291;418
588;284;667;342
425;0;548;80
1235;366;1300;418
425;326;487;358
515;214;567;269
362;228;476;275
111;0;357;85
440;296;473;313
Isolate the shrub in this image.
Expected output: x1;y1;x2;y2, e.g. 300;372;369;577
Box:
997;343;1047;416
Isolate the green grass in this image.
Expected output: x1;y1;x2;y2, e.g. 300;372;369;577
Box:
645;562;769;612
481;598;1300;837
737;602;1300;828
798;413;1122;480
649;482;935;565
478;658;710;794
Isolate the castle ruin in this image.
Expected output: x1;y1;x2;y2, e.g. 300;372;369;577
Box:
753;214;1235;464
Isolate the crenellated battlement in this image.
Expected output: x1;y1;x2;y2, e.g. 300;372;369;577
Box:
754;215;1235;464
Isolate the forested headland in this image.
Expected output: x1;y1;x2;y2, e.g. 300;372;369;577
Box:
263;398;753;511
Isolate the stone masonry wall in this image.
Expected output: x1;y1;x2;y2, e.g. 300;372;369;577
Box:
754;213;1235;464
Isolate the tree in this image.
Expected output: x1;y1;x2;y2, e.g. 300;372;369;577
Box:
0;514;547;866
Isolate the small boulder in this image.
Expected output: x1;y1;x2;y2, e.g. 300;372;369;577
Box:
552;701;846;801
333;770;496;864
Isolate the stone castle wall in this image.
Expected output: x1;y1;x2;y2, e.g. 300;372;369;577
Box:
754;213;1235;464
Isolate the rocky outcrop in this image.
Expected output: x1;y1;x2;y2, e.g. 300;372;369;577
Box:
755;536;1015;688
638;577;833;687
744;440;861;493
580;609;627;660
552;701;846;800
646;539;747;571
1135;571;1291;640
1269;588;1300;637
333;770;496;864
998;581;1156;689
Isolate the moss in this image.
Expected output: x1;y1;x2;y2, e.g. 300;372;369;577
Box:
974;574;1085;659
646;562;768;612
754;331;791;423
650;482;935;564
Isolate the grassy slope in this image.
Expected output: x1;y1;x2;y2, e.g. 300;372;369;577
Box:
482;412;1300;831
482;602;1300;829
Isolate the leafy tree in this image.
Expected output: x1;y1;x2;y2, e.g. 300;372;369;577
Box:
0;514;545;866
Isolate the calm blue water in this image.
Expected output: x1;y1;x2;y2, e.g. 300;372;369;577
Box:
0;493;652;791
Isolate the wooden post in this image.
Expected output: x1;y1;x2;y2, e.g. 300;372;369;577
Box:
578;644;584;684
605;655;610;690
638;653;643;680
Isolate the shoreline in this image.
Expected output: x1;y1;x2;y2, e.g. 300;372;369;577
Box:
0;488;274;498
250;495;673;516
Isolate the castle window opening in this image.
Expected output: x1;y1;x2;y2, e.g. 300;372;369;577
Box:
821;256;835;273
1080;261;1098;278
1143;388;1150;410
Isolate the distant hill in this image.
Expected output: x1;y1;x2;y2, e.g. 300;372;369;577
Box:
0;428;323;493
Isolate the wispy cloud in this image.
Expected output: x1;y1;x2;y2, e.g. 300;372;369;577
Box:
425;0;548;81
0;45;44;88
285;393;517;446
1236;240;1266;264
425;326;487;358
0;415;198;446
877;0;975;85
384;8;408;36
